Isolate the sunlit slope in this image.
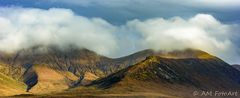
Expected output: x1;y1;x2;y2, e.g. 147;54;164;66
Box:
29;65;78;94
0;71;26;96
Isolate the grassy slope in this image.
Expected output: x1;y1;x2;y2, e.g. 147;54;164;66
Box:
29;65;78;94
0;71;27;96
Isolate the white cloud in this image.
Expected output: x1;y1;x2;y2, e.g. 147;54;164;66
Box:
0;7;239;64
124;14;240;64
0;7;117;56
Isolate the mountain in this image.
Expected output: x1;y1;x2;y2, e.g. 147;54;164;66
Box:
88;56;240;97
1;46;240;97
0;46;107;94
0;46;153;94
233;64;240;71
48;50;240;97
0;66;27;96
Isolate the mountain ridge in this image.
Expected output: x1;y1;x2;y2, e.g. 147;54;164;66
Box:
80;56;239;97
0;46;239;97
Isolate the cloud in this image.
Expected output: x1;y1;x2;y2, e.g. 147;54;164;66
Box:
124;14;240;63
0;7;239;64
0;7;117;56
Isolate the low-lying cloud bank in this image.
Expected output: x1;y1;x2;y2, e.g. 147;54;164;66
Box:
0;7;239;64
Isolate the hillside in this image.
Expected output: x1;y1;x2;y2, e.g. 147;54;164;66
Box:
93;56;240;90
0;46;147;79
28;65;79;94
0;66;27;96
49;51;240;97
1;47;239;97
89;57;239;97
0;47;154;96
0;46;213;93
0;46;114;93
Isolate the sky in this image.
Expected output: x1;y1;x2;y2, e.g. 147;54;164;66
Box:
0;0;240;64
